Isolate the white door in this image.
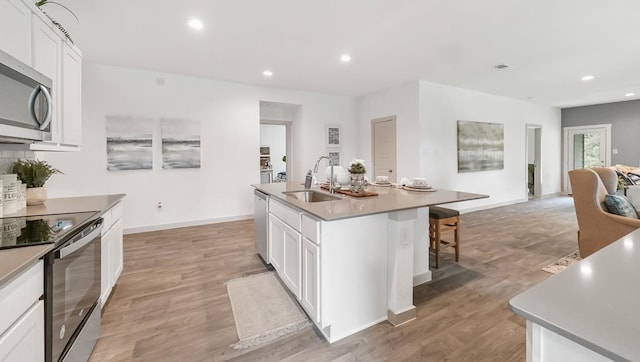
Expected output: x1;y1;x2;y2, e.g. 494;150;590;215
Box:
371;116;397;182
564;125;611;193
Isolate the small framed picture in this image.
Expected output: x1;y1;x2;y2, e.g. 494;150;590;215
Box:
325;124;341;147
327;150;341;167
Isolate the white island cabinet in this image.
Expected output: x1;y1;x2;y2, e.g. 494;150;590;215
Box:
259;182;486;343
268;197;389;340
0;261;44;362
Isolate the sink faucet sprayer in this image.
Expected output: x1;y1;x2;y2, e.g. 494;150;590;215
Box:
314;155;336;193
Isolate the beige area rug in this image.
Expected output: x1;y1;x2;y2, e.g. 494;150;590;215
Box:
226;272;311;350
542;251;581;274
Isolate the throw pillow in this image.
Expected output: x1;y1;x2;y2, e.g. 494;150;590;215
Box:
604;194;640;219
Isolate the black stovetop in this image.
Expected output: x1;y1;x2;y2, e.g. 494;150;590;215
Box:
0;211;97;250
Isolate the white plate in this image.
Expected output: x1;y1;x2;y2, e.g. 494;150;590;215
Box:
370;182;391;187
403;185;436;192
406;183;432;189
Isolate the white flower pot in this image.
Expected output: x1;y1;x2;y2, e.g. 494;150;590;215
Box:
26;187;47;206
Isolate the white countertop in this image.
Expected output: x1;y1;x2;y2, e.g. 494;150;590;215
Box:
510;229;640;361
254;182;487;221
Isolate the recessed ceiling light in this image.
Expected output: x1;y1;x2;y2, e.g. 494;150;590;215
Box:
581;75;594;81
626;93;635;97
340;54;351;63
263;70;273;77
188;18;204;30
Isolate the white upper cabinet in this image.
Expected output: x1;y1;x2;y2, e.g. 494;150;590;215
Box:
61;44;82;146
0;0;83;151
32;15;62;141
0;0;32;65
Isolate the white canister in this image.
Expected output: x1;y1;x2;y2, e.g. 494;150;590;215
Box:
0;174;19;215
17;183;26;210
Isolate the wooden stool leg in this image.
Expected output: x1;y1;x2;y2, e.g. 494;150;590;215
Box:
434;221;441;269
454;219;460;262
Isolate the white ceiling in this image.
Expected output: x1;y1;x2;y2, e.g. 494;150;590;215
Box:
49;0;640;108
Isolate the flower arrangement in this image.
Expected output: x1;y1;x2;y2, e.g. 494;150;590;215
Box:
348;159;366;174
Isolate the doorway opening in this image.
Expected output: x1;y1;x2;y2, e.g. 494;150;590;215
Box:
525;125;542;199
563;124;611;193
259;101;298;183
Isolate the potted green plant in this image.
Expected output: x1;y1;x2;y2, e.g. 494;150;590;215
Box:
348;158;366;193
11;159;62;205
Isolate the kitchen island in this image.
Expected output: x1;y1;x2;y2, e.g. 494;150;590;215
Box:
510;229;640;361
253;182;486;342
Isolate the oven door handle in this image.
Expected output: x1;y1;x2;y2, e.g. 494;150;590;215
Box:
58;220;103;259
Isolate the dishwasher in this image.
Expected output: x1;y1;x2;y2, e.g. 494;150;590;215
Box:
254;189;270;263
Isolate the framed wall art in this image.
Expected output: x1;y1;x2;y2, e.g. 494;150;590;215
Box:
325;124;341;147
327;150;341;167
457;120;504;173
106;115;153;171
161;118;201;169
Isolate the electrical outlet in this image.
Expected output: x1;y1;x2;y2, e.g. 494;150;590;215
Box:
157;201;162;209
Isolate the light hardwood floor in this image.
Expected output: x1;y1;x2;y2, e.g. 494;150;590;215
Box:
90;196;578;362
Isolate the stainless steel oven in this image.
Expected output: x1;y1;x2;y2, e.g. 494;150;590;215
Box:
45;217;103;362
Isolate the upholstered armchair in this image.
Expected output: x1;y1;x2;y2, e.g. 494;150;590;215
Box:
569;167;640;257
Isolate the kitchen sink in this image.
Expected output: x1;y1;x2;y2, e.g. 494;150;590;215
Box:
282;190;341;203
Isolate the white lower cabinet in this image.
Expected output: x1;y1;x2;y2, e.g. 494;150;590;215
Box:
100;202;124;308
301;238;320;323
281;222;301;299
0;261;44;362
267;200;321;323
0;300;44;362
269;214;301;299
269;215;285;272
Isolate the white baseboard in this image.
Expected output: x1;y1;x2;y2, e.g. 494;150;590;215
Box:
124;214;254;234
413;271;432;286
458;198;528;214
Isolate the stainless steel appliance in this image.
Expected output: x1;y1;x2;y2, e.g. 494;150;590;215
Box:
254;189;269;263
44;213;103;362
0;48;53;143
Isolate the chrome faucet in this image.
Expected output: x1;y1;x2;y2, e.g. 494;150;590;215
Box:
314;155;336;193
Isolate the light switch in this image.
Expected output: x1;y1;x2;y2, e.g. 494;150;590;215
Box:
613;149;618;154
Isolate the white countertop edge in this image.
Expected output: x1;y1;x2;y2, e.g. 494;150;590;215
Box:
509;229;640;362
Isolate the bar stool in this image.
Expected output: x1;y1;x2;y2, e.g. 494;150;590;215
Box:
429;206;460;268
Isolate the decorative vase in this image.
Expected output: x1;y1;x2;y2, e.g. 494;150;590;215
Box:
26;187;47;206
349;173;366;193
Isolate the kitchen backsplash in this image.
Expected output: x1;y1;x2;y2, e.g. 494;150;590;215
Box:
0;151;35;173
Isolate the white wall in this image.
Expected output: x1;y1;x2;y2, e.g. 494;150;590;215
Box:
356;80;561;213
356;82;420;179
38;63;358;232
418;80;562;211
527;128;536;164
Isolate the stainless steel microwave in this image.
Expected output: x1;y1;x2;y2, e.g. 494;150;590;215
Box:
0;49;53;143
